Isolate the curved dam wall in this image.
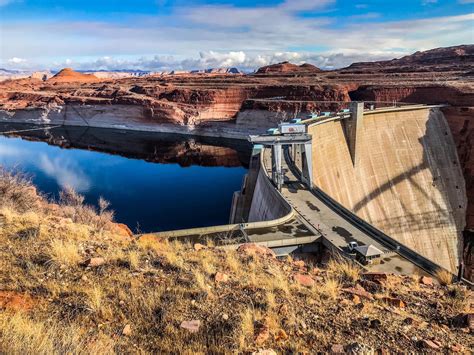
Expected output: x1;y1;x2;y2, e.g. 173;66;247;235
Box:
247;167;293;223
308;108;466;272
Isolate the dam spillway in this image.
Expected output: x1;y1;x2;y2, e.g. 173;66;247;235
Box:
308;107;466;273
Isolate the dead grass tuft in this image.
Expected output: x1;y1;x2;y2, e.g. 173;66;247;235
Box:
59;187;114;230
0;312;115;354
327;258;360;284
436;269;453;286
0;168;42;213
446;285;469;312
317;278;340;301
48;239;81;267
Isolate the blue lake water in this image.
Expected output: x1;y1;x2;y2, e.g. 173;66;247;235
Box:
0;125;250;233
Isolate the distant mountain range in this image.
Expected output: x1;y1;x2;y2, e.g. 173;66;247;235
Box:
0;67;244;81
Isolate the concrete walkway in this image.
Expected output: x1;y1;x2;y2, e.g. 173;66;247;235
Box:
263;150;390;254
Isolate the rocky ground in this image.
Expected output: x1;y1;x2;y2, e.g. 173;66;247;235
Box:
0;169;472;353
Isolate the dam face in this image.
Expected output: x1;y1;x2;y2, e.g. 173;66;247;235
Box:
308;107;466;272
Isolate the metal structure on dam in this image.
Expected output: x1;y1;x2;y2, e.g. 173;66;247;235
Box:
149;102;469;282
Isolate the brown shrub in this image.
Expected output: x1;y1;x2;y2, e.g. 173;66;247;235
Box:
0;168;42;212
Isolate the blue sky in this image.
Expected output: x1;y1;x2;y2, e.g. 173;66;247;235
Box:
1;0;473;71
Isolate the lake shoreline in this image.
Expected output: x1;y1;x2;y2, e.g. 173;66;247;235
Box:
0;105;269;141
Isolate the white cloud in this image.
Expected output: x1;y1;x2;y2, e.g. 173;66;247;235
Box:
459;0;474;4
53;50;402;72
38;155;90;192
0;0;472;71
7;57;26;64
422;0;438;5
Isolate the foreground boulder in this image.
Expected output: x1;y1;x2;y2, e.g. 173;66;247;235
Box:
237;243;276;258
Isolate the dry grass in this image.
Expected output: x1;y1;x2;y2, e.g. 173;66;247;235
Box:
193;269;209;293
436;269;453;286
86;286;104;314
239;307;255;348
48;239;81;267
327;258;360;284
317;278;340;301
0;171;472;353
128;250;140;270
59;187;114;231
0;312;115;354
0;168;42;213
224;250;241;274
446;285;470;312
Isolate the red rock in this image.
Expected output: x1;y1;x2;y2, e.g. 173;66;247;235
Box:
255;324;270;345
340;299;351;306
331;344;345;353
275;329;288;342
451;343;464;352
180;320;201;333
237;243;276;258
48;68;100;84
293;260;305;268
382;297;406;308
467;313;474;330
256;61;321;74
193;243;206;251
113;223;134;238
420;276;434;286
422;339;440;350
0;291;35;312
362;272;388;284
83;257;105;267
122;324;132;336
342;286;374;300
293;273;315;287
252;350;277;355
352;294;361;305
214;272;229;283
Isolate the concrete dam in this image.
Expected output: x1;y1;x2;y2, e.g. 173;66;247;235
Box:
307;106;466;273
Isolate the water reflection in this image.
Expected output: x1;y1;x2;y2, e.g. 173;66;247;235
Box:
38;154;91;192
0;124;251;232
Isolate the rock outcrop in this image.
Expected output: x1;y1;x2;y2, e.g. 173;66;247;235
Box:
48;68;100;83
256;61;321;74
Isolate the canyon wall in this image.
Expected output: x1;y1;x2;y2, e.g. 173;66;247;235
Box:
308;108;466;272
